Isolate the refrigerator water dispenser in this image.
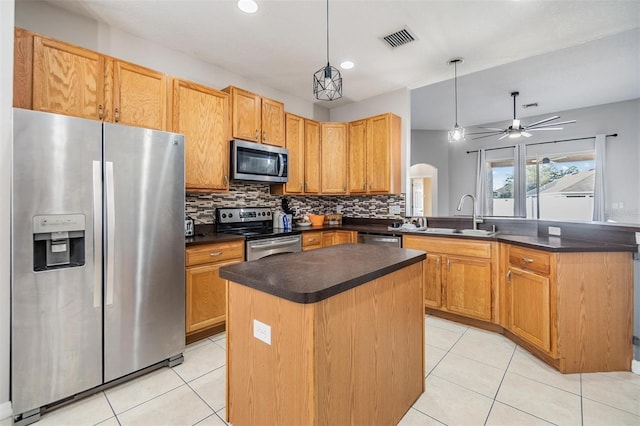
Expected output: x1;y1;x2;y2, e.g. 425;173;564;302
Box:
33;214;86;271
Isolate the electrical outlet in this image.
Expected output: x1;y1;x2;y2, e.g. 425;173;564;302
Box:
389;205;401;215
336;205;343;214
253;319;271;345
548;226;562;236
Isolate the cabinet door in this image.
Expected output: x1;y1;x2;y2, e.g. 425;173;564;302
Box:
333;231;354;245
320;123;348;194
186;259;241;334
367;114;392;193
230;87;261;142
173;79;230;191
261;97;285;147
321;232;335;247
284;113;305;194
424;253;443;308
113;60;168;130
32;35;105;121
304;120;321;194
508;267;551;353
348;119;367;193
445;255;492;320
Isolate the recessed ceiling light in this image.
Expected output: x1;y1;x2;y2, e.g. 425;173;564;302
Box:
340;61;354;70
237;0;258;14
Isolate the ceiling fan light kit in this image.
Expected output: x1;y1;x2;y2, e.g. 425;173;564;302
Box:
468;91;576;141
447;57;465;143
313;0;342;101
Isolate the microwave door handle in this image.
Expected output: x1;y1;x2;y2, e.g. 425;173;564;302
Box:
278;153;285;177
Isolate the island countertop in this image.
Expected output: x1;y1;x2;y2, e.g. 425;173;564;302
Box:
218;243;426;304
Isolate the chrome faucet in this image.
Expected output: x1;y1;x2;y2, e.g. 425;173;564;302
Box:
456;194;478;230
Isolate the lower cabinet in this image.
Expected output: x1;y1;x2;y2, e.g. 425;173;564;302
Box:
403;236;497;322
322;230;356;247
302;231;323;251
185;240;244;342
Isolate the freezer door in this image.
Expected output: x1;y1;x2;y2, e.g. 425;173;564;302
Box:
11;109;103;414
103;123;185;382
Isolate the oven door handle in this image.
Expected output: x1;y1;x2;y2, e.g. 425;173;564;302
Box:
250;238;299;250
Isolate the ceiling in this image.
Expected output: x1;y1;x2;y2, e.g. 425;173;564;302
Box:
38;0;640;129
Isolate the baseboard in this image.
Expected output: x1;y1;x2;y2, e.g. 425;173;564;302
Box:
632;359;640;375
0;400;12;421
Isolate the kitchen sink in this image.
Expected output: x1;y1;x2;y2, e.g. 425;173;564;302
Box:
421;228;457;234
458;229;496;237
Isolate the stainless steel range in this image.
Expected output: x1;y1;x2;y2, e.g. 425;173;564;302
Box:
216;207;302;261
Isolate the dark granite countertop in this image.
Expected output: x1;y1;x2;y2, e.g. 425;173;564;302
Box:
219;243;426;304
185;232;245;247
495;234;637;252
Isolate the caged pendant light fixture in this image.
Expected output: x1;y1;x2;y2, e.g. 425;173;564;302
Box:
313;0;342;101
447;58;465;143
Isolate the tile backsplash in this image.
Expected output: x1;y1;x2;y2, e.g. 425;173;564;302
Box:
186;182;405;224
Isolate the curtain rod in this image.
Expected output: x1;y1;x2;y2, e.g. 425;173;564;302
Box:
465;133;618;154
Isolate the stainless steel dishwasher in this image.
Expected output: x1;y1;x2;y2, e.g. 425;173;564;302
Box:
357;233;402;248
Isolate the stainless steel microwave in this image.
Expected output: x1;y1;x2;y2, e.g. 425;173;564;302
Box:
230;139;288;183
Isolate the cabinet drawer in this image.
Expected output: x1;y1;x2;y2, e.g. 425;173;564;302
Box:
508;246;550;275
186;241;244;266
302;231;323;249
414;237;493;259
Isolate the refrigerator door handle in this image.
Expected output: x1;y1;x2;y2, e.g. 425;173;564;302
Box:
92;161;102;308
105;161;115;306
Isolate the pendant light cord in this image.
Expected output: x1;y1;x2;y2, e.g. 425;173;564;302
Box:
326;0;330;65
454;61;458;126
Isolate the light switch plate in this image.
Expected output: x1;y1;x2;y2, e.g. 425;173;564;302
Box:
389;205;401;215
253;319;271;345
548;226;562;236
635;232;640;244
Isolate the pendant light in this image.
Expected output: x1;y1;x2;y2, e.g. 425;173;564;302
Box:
313;0;342;101
447;58;465;143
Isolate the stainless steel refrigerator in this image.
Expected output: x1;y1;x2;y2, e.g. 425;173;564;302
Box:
11;108;186;424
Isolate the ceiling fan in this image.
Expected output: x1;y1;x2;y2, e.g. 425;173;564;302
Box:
468;91;576;140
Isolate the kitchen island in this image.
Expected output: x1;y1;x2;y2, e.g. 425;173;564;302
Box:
219;243;426;426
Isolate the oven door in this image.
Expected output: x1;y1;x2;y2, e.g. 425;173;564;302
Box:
231;139;288;183
246;235;301;261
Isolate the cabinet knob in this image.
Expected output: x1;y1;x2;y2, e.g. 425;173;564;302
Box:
436;258;441;267
114;108;120;123
98;104;104;120
262;130;266;141
255;129;259;139
521;257;534;263
446;259;451;271
308;238;316;243
224;175;229;186
362;183;366;190
210;252;222;257
507;269;512;283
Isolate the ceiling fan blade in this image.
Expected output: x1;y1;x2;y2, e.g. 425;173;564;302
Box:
478;127;506;131
472;133;503;140
527;127;564;131
498;133;510;140
527;120;576;129
522;131;532;137
525;115;560;128
467;130;504;135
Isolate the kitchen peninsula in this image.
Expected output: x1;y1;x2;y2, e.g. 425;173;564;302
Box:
219;244;426;426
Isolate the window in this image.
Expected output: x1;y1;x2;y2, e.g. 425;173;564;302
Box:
525;152;596;221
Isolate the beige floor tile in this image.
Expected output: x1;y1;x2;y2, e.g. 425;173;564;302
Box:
582;373;640;416
582;397;640;426
0;418;10;426
186;338;215;353
213;337;227;350
589;370;640;387
450;328;515;370
425;344;447;376
485;401;553;426
398;407;445;425
215;408;230;425
196;412;228;425
117;384;213;426
431;352;505;398
95;417;120;426
412;375;493;425
104;366;184;414
190;366;227;411
496;372;582;425
36;392;114;426
508;346;581;394
425;315;469;334
173;339;226;382
210;332;226;342
425;324;463;351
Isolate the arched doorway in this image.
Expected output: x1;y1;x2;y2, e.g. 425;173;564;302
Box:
410;163;438;217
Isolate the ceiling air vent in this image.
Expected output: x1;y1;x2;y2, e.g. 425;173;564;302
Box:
381;27;417;49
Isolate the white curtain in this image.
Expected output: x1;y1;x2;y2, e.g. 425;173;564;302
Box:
593;134;607;221
475;149;487;216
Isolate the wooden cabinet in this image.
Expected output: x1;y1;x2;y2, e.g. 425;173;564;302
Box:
403;235;497;322
348;113;402;194
320;122;348;194
172;79;230;192
224;86;285;147
185;241;244;342
501;243;633;373
304;120;321;194
14;28;169;130
322;230;356;247
302;231;323;251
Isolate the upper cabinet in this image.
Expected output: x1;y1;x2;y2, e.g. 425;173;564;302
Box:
172;79;230;192
224;86;285;147
14;28;169;130
281;113;305;194
304;119;321;194
349;113;401;195
320;122;348;194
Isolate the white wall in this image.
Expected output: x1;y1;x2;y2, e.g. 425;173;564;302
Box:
1;0;15;419
15;0;325;120
329;87;412;194
410;130;450;216
416;99;639;223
